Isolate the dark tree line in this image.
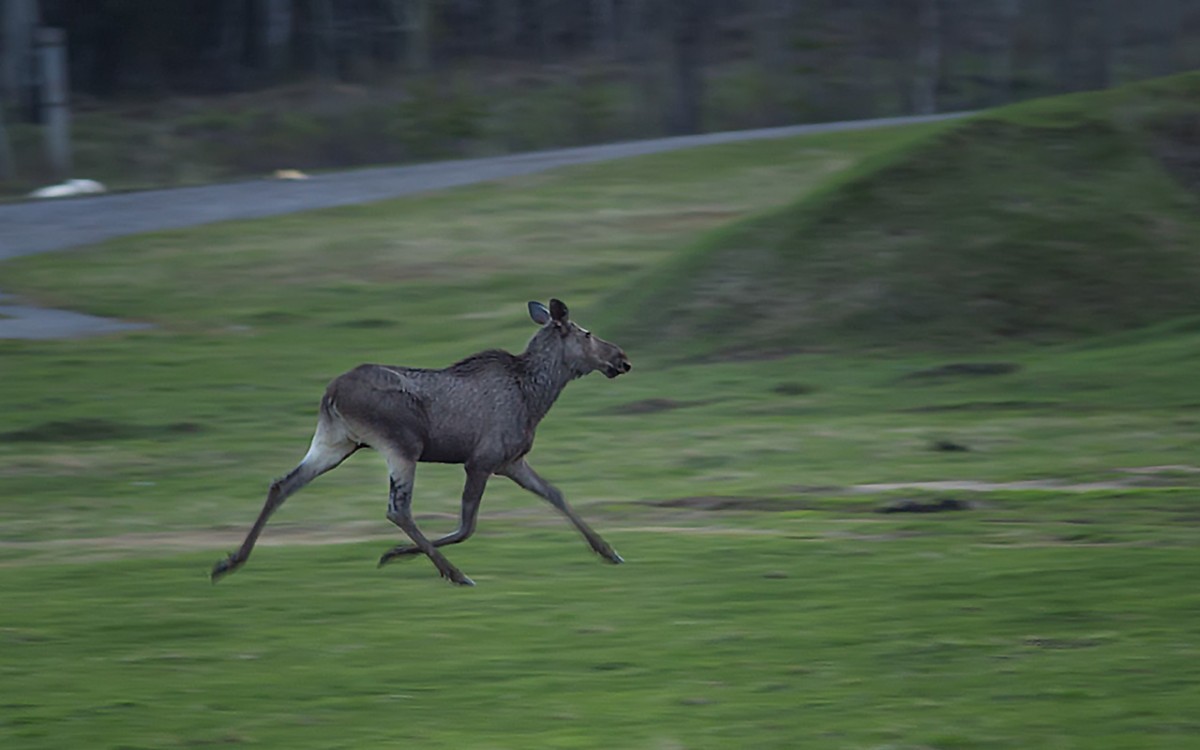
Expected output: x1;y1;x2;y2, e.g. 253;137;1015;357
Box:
2;0;1199;134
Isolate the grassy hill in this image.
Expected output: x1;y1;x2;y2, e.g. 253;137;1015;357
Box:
606;73;1200;358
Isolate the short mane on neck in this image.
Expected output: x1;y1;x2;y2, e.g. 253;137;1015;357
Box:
518;328;576;423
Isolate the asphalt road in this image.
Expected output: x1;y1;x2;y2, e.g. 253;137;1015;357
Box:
0;112;966;338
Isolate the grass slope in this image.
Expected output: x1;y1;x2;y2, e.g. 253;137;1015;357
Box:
607;73;1200;357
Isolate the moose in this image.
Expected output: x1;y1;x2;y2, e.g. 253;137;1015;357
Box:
212;299;632;586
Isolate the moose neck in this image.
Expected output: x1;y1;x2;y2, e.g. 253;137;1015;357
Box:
518;331;579;425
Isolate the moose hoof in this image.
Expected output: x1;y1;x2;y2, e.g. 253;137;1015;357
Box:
211;554;242;583
377;546;420;568
444;569;475;587
596;547;624;564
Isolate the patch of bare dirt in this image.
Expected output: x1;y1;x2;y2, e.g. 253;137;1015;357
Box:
897;361;1021;381
876;497;972;513
844;479;1137;493
1022;636;1108;650
644;472;1198;516
0;516;799;567
772;382;817;396
0;418;204;443
620;208;744;233
0;521;398;557
1119;464;1200;475
6;467;1192;565
611;398;711;415
645;496;807;512
617;525;786;537
902;400;1061;413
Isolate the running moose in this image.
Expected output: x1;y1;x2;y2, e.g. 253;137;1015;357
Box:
212;299;632;586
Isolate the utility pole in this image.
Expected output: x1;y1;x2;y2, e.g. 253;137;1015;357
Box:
36;26;70;179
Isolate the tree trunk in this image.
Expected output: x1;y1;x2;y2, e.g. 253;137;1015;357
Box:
1;0;40;109
492;0;521;58
309;0;336;77
1094;0;1119;89
625;0;661;133
911;0;940;115
752;0;796;122
667;0;709;135
592;0;617;58
389;0;432;72
1151;0;1183;76
0;104;14;180
990;0;1020;104
217;0;249;88
1052;0;1077;92
536;0;561;63
260;0;294;75
753;0;794;71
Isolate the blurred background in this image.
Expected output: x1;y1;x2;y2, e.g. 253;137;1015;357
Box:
2;0;1199;192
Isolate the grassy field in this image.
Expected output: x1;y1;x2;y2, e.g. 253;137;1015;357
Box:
3;522;1197;749
2;79;1199;749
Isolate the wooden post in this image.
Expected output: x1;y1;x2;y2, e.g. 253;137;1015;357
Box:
35;26;70;179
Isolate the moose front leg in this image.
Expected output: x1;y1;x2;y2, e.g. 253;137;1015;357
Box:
379;468;489;567
500;459;623;564
382;456;475;586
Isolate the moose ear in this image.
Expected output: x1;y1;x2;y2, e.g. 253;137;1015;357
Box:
528;301;551;325
549;298;569;322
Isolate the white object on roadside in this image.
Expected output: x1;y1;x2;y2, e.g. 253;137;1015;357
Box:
29;178;107;198
273;169;310;180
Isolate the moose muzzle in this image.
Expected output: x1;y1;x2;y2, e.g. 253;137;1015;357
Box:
605;354;632;379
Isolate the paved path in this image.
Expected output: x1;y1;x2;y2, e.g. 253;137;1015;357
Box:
0;292;152;338
0;112;966;338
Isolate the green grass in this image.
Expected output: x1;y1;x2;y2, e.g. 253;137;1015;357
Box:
606;72;1200;357
0;126;901;330
3;522;1198;750
3;81;1200;749
3;319;1200;544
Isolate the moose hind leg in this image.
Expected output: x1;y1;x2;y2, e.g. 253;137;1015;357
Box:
501;459;623;564
379;468;489;567
382;453;475;586
211;425;357;582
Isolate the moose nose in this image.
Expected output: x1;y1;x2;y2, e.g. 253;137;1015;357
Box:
620;357;632;373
